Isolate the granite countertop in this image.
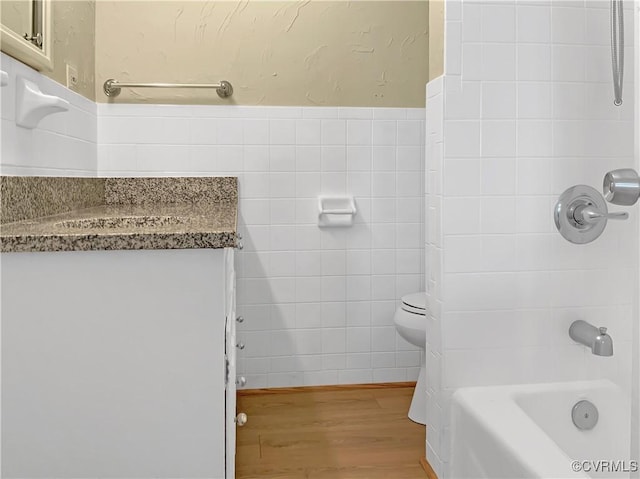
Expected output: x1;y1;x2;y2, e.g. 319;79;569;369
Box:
0;177;238;253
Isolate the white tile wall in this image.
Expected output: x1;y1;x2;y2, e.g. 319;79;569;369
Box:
97;104;426;388
427;1;637;477
0;53;97;176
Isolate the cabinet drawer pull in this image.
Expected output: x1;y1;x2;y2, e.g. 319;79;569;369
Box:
235;413;248;426
236;376;247;387
236;342;245;350
236;316;244;323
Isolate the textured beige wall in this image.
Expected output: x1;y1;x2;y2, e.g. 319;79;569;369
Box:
428;0;443;81
48;1;96;100
95;1;429;107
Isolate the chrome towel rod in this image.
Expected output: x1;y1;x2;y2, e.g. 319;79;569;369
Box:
103;79;233;98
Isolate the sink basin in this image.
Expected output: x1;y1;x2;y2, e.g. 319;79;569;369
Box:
55;216;191;230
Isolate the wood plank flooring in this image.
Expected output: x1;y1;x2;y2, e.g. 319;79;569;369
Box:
236;383;426;479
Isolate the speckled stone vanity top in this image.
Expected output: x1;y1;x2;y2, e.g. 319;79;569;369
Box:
0;177;238;253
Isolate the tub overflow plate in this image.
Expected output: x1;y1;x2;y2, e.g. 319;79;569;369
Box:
572;400;599;430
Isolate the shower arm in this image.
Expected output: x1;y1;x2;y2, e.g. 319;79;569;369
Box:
611;0;624;106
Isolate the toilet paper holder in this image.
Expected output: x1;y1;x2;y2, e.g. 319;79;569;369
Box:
318;196;357;227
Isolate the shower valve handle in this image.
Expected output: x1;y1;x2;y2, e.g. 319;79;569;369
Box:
574;205;628;225
603;169;640;206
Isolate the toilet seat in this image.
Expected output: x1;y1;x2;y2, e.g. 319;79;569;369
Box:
401;292;426;316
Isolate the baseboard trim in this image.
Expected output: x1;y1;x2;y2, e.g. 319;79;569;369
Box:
420;457;438;479
238;381;418;396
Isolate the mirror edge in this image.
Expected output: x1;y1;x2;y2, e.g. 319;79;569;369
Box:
0;0;53;72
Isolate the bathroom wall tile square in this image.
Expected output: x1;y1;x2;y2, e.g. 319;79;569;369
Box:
373;368;407;383
372;171;397;197
269;119;296;144
241;173;270;198
551;6;586;45
217;145;244;172
481;82;516;119
517;83;552;119
481;120;516;157
481;158;516;195
322;276;347;302
295;172;321;198
322;328;346;354
346;327;371;353
551;45;586;82
443;236;482;273
217;118;243;145
373;146;396;171
323;354;346;370
268;252;296;278
371;250;396;275
397;250;422;275
271;277;297;304
295;251;322;277
295;224;321;249
396;172;422;197
480;197;516;234
347;353;371;369
481;44;516;81
346;250;372;276
371;327;395;355
321;250;346;276
397;198;422;223
517;121;552;157
481;4;515;42
321;172;347;195
243;146;269;171
372;120;397;146
371;275;396;301
243;119;269;145
295;303;323;329
517;45;551;81
397;146;422;171
347;146;372;171
322;303;347;328
371;352;396;368
346;276;371;301
321;120;347;145
270;225;296;251
295;146;321;172
444;198;480;236
516;4;550;43
269;172;295;198
347;120;372;145
295;119;321;145
269;145;295;171
321;146;347;171
397;121;422;146
517;158;552;195
443;160;481;196
443;121;480;157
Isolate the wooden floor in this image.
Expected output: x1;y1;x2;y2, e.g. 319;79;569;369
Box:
236;383;426;479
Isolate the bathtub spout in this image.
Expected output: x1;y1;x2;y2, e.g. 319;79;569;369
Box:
569;320;613;356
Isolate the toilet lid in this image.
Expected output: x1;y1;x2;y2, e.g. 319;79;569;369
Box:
401;292;427;316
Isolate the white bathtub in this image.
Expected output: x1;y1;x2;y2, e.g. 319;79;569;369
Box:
450;380;633;479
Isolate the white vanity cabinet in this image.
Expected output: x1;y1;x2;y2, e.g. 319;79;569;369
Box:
1;247;238;479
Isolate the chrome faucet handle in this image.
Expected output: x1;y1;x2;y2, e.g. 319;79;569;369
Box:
555;185;627;244
574;205;628;224
603;168;640;205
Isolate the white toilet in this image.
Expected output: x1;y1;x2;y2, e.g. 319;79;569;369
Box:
393;292;427;425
